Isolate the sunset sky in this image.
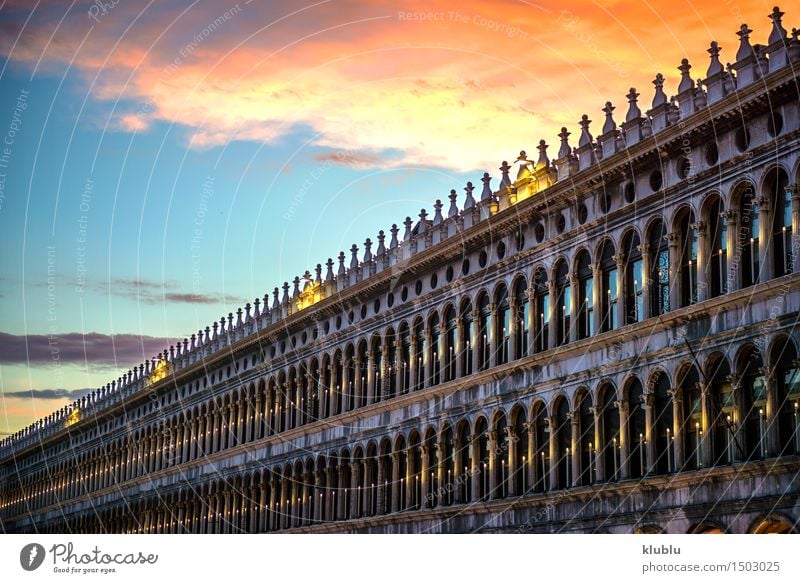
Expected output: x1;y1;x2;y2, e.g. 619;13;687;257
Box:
0;0;791;435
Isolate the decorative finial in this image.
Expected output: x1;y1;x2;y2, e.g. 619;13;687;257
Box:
768;6;787;45
652;73;667;107
707;41;723;76
349;244;359;268
677;58;693;93
389;224;399;248
464;182;476;208
557;127;571;158
536;140;549;169
432;199;443;225
448;189;459;217
736;24;753;61
363;238;372;262
480;173;492;201
601;102;617;134
499;161;512;189
625;88;641;121
578;114;593;147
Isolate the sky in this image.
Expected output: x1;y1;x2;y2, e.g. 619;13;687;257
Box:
0;0;790;436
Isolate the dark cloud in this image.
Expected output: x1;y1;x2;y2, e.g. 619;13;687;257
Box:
101;277;246;305
3;388;93;400
0;332;176;366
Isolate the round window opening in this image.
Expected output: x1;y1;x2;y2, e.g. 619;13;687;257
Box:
534;223;545;243
415;280;423;295
623;183;635;204
556;214;566;234
649;170;663;192
430;273;438;289
445;265;454;282
735;127;750;152
478;250;488;268
496;241;506;260
462;259;470;276
577;203;589;224
768;113;783;137
705;142;719;166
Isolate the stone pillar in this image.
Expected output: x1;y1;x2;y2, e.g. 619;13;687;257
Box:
526;422;535;491
615;399;630;480
639;243;652;320
349;462;359;518
455;322;465;378
758;196;772;281
328;364;338;416
698;382;712;467
570;413;580;487
724;211;738;291
470;308;481;370
423;329;433;388
381;341;391;399
254;390;263;440
642;393;656;474
591;263;602;335
695;221;708;302
408;337;419;392
508;297;519;361
590;407;604;482
546;417;558;490
469;434;480;503
420;445;431;508
667;232;680;310
614;253;626;327
438;321;448;383
762;366;778;457
547;281;557;349
526;289;536;356
506;425;517;496
488;431;498;498
366;350;376;405
568;274;579;343
391;453;401;512
488;303;498;368
282;382;292;431
670;388;685;470
726;374;744;462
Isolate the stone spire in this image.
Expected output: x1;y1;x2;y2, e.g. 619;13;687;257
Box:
349;244;359;269
389;224;399;248
557;127;571;158
734;24;757;86
707;41;724;77
768;6;788;45
363;238;372;262
677;59;693;93
403;217;413;240
499;161;512;190
464;181;476;209
337;252;346;276
578;114;593;147
314;263;323;284
651;73;667;108
576;115;595;171
432;199;444;226
736;23;754;61
375;231;386;256
622;88;644;145
535;140;550;170
447;189;459;217
601;102;617;134
292;276;301;298
325;258;335;281
515;151;531;181
480;173;492;202
625;88;641;121
767;6;790;71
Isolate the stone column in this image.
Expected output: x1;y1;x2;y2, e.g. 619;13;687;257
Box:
254;390;263;440
282;382;292;431
409;337;419;392
420;445;431;508
488;431;498;498
423;328;433;388
639;243;652;320
762;366;778;457
328;364;338;416
366;350;376;405
508;297;519;361
642;393;656;474
695;221;708;302
615;399;630;480
568;274;579;343
614;253;626;327
590;407;603;482
758;196;772;281
698;381;712;467
405;450;415;510
471;308;481;370
438;321;448;383
526;422;535;491
546;417;558;490
391;453;401;512
570;413;580;487
724;211;738;291
547;281;558;349
506;425;517;496
670;388;685;470
381;341;391;399
488;303;498;368
526;289;536;356
349;462;359;518
591;263;602;335
667;231;680;310
726;374;744;462
469;434;480;503
435;437;446;507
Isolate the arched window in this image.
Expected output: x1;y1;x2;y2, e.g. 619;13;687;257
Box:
707;355;734;465
626;379;646;479
771;338;800;456
576;250;593;339
554;260;570;345
345;345;357;412
679;365;701;470
460;301;473;375
456;422;471;503
429;313;441;386
532;403;548;492
648;219;670;316
424;431;437;508
739;185;760;287
477;294;491;371
623;231;643;324
554;399;571;488
576;391;594;485
676;209;698;307
495;286;510;365
408;435;422;509
739;347;767;461
534;268;549;352
357;341;368;408
512;408;528;494
494;414;509;498
705;196;728;297
599;241;618;332
768;168;792;277
443;307;457;382
333;351;343;415
513;278;529;358
441;426;455;506
599;386;620;482
475;418;490;500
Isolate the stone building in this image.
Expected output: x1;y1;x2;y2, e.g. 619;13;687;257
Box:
2;7;800;535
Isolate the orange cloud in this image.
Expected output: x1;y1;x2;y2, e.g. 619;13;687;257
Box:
0;0;791;171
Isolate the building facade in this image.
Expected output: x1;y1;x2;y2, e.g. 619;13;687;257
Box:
2;8;800;535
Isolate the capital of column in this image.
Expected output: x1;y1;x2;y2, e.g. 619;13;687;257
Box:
726;373;741;389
